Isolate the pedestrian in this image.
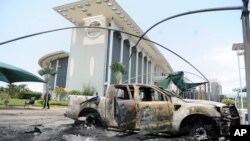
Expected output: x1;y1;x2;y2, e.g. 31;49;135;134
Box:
43;92;51;109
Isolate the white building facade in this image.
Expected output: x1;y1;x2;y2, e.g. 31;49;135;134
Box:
39;0;173;96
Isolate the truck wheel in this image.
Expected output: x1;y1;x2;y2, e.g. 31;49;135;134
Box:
85;113;102;128
190;125;208;140
189;119;218;141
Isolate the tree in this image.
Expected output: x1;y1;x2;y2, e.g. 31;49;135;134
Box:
232;87;242;108
17;84;29;92
110;62;127;84
7;84;30;98
7;84;16;98
233;88;241;93
38;67;56;105
38;67;56;84
54;87;67;100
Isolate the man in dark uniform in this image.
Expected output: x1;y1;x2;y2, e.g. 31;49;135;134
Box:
43;92;51;109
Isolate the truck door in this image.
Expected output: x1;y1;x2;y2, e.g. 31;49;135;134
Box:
138;86;173;134
114;85;136;131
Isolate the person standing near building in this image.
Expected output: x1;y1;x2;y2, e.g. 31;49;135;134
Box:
43;92;51;109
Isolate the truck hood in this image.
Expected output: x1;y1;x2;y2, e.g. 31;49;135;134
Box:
184;99;226;107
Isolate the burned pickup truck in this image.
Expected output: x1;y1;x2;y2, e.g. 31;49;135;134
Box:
64;84;239;140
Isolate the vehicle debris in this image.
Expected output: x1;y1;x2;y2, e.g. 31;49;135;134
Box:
65;84;240;140
23;127;42;135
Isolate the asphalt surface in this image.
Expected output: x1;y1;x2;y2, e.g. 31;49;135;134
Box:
0;106;219;141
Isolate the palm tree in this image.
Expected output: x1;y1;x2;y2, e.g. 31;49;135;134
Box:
110;62;127;84
7;84;17;98
17;84;29;92
38;67;56;106
38;67;56;84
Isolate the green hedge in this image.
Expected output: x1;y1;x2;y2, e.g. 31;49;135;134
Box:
17;91;42;100
49;100;68;106
35;99;68;106
67;90;83;95
36;99;43;105
0;99;26;106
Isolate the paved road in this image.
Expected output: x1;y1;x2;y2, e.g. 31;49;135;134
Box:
0;106;207;141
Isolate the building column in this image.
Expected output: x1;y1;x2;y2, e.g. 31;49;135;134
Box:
150;60;153;84
147;60;151;84
107;30;114;85
135;50;139;83
144;56;148;84
128;44;132;83
120;38;124;63
141;53;144;83
53;59;59;89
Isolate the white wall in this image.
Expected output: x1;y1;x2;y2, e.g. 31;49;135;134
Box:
66;15;108;96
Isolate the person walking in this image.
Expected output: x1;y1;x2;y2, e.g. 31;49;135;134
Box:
43;92;51;109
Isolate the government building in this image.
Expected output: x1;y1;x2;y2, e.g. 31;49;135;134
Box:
38;0;173;96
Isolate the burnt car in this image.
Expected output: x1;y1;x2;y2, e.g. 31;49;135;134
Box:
64;84;240;140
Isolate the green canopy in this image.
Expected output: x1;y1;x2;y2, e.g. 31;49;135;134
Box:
159;71;207;91
0;62;44;84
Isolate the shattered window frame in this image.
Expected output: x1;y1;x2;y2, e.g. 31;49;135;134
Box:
114;85;132;100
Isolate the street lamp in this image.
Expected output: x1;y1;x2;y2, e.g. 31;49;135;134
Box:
232;43;244;121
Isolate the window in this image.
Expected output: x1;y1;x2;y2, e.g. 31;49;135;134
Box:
139;86;167;101
115;87;130;100
151;90;166;101
139;87;152;101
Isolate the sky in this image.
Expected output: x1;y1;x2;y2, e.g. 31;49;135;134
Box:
0;0;245;95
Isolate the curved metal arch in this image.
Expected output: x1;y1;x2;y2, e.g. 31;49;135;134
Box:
134;6;243;48
0;26;207;81
132;6;243;81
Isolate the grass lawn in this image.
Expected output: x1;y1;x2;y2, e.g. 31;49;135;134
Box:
0;99;68;107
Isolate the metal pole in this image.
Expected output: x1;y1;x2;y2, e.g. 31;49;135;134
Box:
237;51;244;115
241;0;250;124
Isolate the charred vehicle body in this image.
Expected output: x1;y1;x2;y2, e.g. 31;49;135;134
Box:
64;84;239;140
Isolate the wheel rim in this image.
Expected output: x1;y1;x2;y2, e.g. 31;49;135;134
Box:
192;127;208;140
86;114;96;128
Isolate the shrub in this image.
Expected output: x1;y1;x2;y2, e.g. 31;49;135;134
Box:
0;93;9;100
67;90;83;95
54;87;67;100
83;84;96;96
17;91;42;100
36;99;43;105
49;100;68;106
221;98;235;105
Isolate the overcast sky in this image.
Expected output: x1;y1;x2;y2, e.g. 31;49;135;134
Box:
0;0;245;95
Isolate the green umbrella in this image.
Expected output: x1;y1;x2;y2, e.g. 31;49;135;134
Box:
0;62;44;83
159;71;207;91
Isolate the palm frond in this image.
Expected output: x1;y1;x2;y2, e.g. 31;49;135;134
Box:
38;67;56;76
110;62;127;75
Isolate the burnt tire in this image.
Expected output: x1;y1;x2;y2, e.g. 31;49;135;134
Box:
85;113;102;128
189;118;219;141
